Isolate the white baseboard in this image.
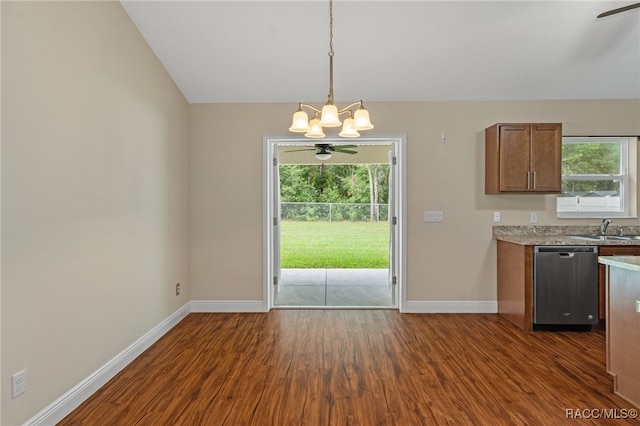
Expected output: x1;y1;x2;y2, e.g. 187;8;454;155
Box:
188;300;495;314
404;301;498;313
190;300;267;312
25;302;191;426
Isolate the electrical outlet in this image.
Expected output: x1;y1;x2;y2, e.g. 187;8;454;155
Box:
176;283;180;296
493;211;501;222
530;212;538;223
636;300;640;313
12;370;26;399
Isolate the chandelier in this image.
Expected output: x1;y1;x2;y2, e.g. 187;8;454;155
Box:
288;0;374;139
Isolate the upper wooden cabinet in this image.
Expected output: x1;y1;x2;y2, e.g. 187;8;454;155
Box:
485;123;562;194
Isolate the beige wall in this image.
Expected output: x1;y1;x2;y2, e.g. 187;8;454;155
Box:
2;1;640;424
1;2;189;424
189;100;640;303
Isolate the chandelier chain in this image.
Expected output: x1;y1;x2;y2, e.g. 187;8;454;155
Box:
329;0;334;58
327;0;335;104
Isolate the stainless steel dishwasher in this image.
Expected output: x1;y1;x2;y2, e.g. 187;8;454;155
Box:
533;246;599;327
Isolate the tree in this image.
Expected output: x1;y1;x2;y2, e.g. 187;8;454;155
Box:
366;164;386;220
278;164;390;220
562;142;621;193
562;143;619;175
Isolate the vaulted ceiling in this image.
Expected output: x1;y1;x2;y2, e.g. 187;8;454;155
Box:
121;1;640;104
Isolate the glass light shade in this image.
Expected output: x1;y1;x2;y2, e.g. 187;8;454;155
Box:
339;117;360;138
353;108;374;130
289;110;310;132
305;118;326;139
315;152;332;161
319;104;342;127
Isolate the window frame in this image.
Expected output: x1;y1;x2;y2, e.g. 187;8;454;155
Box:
557;136;637;219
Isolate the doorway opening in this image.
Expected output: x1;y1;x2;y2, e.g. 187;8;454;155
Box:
263;136;406;311
277;160;391;307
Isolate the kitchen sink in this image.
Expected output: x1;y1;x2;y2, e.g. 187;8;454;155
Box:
569;235;631;241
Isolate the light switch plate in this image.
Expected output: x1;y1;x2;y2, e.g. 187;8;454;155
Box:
424;211;444;222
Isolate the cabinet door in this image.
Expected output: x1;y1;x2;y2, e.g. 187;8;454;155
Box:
531;124;562;192
499;125;531;192
597;246;640;319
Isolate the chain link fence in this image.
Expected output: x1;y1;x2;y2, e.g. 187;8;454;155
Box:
281;202;389;222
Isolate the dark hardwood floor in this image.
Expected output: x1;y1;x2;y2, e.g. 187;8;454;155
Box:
59;311;639;425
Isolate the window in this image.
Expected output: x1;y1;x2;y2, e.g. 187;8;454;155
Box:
557;137;637;218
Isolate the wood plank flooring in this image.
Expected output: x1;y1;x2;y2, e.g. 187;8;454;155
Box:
59;311;640;425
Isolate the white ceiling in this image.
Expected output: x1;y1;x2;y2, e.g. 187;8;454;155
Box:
120;1;640;104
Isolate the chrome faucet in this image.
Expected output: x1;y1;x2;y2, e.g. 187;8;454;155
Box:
600;218;612;235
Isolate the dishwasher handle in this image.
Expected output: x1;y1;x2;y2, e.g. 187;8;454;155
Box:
558;252;575;258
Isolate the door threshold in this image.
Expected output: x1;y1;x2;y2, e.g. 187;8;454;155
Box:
273;305;396;310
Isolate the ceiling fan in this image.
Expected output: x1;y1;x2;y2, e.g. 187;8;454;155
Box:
597;2;640;18
285;144;358;161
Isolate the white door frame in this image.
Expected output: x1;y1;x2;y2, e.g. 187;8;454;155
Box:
262;134;407;312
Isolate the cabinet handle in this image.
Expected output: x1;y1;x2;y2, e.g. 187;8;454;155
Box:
532;171;536;190
527;171;531;190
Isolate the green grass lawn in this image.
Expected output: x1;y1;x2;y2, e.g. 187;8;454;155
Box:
280;220;389;268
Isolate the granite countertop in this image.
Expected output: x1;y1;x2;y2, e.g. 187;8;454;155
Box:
493;226;640;246
598;255;640;271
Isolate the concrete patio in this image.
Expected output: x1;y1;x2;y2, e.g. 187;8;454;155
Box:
274;268;394;307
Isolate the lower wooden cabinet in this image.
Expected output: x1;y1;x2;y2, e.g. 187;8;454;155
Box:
497;241;534;331
598;246;640;320
605;264;640;408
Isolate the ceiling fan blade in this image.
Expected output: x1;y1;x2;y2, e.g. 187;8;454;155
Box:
285;148;316;153
597;2;640;18
337;144;358;149
333;148;358;154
